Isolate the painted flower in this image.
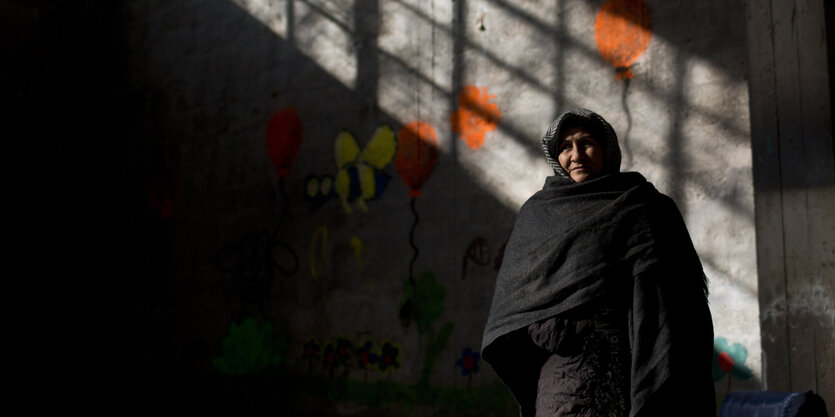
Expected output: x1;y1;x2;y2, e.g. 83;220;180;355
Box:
355;340;379;369
322;343;337;370
456;348;481;376
378;341;401;372
335;338;353;368
322;338;353;372
302;339;321;361
712;337;753;382
450;85;501;150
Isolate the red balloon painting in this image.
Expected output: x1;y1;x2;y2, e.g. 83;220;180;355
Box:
395;121;439;198
594;0;652;80
266;107;303;177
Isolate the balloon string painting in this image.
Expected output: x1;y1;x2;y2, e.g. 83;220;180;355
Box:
395;121;439;326
595;0;652;169
267;107;303;223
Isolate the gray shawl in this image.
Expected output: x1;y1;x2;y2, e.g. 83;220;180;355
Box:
541;108;622;183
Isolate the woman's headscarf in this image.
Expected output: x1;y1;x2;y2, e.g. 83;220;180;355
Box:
541;109;622;182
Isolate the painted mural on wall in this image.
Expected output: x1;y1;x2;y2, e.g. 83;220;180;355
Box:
322;337;354;378
594;0;652;168
456;348;481;388
213;317;288;375
334;125;397;214
305;174;335;211
594;0;652;80
266;107;303;178
217;227;299;316
350;235;365;270
395;121;439;198
302;338;321;375
450;86;501;150
212;106;303;317
124;0;769;411
395;121;442;336
354;339;379;379
712;337;753;397
396;270;457;387
399;271;445;332
301;336;403;379
309;225;329;278
462;236;492;279
252;105;507;411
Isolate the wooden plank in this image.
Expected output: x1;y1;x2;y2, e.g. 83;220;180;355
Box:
796;0;835;407
747;0;790;391
772;0;818;394
749;0;835;403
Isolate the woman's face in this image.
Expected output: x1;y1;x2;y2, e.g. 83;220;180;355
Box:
558;126;604;183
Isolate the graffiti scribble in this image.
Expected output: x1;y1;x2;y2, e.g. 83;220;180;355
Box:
462;236;491;279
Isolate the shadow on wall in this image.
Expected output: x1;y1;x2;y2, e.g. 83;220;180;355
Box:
121;0;768;415
125;0;518;415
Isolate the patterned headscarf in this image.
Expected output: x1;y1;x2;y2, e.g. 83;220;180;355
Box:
541;109;622;182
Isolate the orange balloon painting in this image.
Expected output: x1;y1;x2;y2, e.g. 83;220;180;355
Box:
266;107;303;177
450;85;501;150
395;121;439;198
594;0;652;80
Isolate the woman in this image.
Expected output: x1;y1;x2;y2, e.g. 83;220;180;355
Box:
481;109;716;417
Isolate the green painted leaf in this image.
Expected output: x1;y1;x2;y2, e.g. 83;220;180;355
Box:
400;271;446;334
213;318;288;374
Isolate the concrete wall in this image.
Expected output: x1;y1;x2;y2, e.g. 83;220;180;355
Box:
12;0;835;414
113;0;769;414
10;0;835;413
748;0;835;408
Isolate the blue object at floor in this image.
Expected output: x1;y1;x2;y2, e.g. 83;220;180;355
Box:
719;390;829;417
